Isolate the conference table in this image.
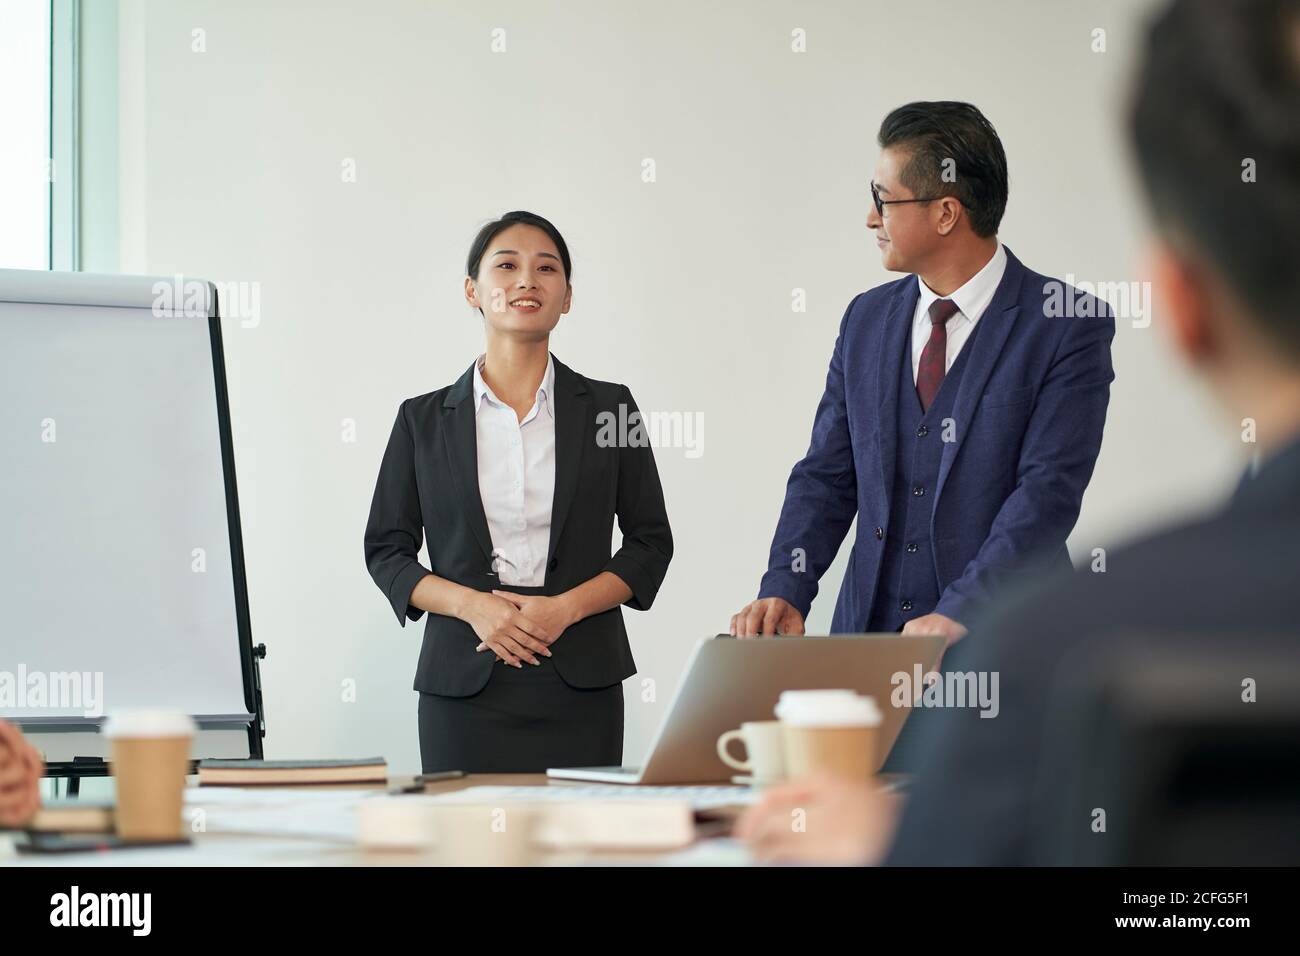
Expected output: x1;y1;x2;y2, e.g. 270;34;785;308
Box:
2;773;762;867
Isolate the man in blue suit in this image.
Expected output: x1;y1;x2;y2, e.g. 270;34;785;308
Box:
731;102;1115;661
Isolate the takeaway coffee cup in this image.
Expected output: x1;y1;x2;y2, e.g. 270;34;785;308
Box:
716;720;787;785
775;690;882;780
103;710;195;842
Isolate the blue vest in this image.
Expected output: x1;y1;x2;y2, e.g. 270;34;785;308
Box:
866;318;980;632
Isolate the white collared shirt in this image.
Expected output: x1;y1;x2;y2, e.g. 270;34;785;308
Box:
910;241;1008;383
472;353;556;586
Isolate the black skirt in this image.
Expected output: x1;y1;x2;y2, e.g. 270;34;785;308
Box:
417;653;624;773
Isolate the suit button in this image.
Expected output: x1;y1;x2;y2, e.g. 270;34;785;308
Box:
913;485;925;497
906;542;918;553
901;600;913;612
916;425;928;438
548;557;558;571
874;527;884;540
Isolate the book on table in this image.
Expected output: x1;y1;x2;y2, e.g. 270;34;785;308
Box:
27;799;115;834
197;757;388;786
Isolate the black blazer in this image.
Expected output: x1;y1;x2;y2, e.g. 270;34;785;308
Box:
364;354;673;696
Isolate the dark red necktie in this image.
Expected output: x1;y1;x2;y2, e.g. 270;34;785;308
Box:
917;298;959;413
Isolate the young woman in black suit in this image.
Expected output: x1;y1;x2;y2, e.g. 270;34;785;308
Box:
365;211;673;773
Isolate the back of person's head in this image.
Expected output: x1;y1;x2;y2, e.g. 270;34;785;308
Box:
1130;0;1300;360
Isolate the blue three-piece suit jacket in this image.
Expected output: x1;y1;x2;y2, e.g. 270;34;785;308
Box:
758;246;1116;631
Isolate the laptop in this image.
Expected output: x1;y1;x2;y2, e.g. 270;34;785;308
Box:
547;632;946;784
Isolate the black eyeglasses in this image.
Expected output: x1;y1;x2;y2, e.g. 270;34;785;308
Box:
870;180;950;216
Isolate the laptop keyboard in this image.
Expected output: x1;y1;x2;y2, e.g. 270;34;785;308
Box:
474;784;759;809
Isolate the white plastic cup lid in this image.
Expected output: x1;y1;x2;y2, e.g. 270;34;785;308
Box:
102;710;196;738
775;690;882;727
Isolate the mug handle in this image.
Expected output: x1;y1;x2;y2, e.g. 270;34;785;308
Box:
716;729;751;772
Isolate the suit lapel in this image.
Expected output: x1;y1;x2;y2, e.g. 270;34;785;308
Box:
934;247;1027;504
876;278;921;512
440;363;495;561
546;355;591;570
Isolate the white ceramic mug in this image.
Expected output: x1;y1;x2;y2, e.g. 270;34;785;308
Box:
716;720;787;784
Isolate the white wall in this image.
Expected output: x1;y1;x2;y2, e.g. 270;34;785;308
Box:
89;0;1244;773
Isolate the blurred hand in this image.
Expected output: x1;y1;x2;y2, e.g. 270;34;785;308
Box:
729;597;805;638
0;719;44;829
733;771;901;865
461;591;557;668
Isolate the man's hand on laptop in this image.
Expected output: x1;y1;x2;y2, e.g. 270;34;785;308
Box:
900;612;967;677
901;612;966;646
730;597;805;638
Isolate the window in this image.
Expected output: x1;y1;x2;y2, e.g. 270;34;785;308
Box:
0;0;77;271
0;0;52;269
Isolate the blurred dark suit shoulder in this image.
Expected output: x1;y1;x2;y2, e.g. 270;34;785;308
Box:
885;434;1300;865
